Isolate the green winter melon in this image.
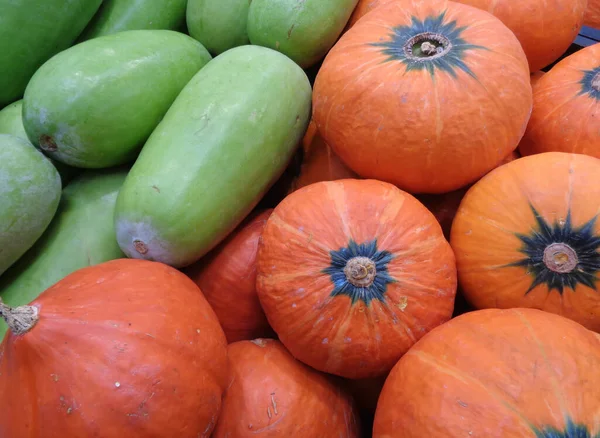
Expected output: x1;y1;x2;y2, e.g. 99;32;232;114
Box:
0;0;102;107
247;0;359;68
187;0;251;55
114;45;312;268
78;0;188;41
0;100;80;186
22;30;212;169
0;134;61;276
0;167;128;339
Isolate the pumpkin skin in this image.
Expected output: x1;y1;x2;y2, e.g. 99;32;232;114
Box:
450;152;600;332
345;0;392;29
185;209;274;343
0;258;228;438
212;338;360;437
312;0;532;194
519;44;600;158
454;0;586;72
373;308;600;437
585;0;600;28
256;179;457;379
289;119;358;192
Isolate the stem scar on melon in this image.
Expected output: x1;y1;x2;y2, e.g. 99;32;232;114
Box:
39;134;57;152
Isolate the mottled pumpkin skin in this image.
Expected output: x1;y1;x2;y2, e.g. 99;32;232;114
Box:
373;308;600;437
289;119;358;192
519;45;600;158
455;0;586;72
585;0;600;28
451;153;600;332
0;259;228;438
212;339;360;437
185;209;274;343
313;0;532;194
256;179;457;379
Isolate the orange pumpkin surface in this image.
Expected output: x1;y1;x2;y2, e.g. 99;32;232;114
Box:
212;338;360;437
519;44;600;158
185;209;274;343
346;0;393;29
454;0;586;72
450;152;600;332
585;0;600;28
0;259;228;438
373;308;600;437
289;120;357;192
313;0;532;194
256;179;457;379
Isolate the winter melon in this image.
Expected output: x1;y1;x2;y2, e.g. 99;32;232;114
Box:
0;168;128;339
0;134;61;276
0;0;102;107
22;30;212;169
114;45;312;268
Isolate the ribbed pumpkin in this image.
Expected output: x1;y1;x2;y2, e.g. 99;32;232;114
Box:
256;179;457;379
185;209;274;343
451;152;600;332
373;308;600;437
212;338;360;437
289;120;357;192
454;0;587;72
0;259;228;438
313;0;532;194
519;44;600;158
585;0;600;28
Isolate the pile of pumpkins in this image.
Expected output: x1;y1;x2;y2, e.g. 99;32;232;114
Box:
1;0;600;436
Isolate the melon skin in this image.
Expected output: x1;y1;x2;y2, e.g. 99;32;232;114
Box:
77;0;188;41
0;100;80;186
0;0;102;107
247;0;359;68
114;45;312;268
22;30;212;169
0;134;62;276
187;0;252;55
0;167;129;339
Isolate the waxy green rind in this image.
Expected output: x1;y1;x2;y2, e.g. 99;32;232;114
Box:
0;167;128;339
0;0;102;107
247;0;359;68
187;0;251;55
0;100;80;186
22;30;212;169
0;134;62;276
115;45;312;268
78;0;188;41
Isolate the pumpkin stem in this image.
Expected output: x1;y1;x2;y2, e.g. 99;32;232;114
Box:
543;243;578;273
344;256;377;288
592;73;600;92
0;298;39;336
404;32;450;59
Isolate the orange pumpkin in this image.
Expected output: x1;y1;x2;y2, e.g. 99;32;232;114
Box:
212;338;360;437
530;70;546;86
346;0;393;29
450;152;600;332
313;0;532;194
519;44;600;158
289;120;357;192
185;209;274;343
256;179;457;379
0;259;228;438
585;0;600;28
454;0;586;72
373;308;600;437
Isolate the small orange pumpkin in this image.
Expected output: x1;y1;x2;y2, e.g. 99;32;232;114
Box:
373;308;600;437
450;152;600;332
212;338;360;437
185;209;274;343
585;0;600;29
0;259;228;437
256;179;457;379
289;120;357;192
519;44;600;158
313;0;532;193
